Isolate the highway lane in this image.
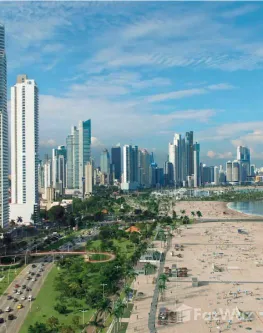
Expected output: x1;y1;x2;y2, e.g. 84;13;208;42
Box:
0;258;53;333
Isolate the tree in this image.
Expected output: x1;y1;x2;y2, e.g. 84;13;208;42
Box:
59;326;75;333
47;316;60;331
28;322;50;333
97;297;112;320
180;210;186;215
159;273;168;286
71;316;81;328
191;211;196;217
9;219;16;228
17;216;23;223
89;313;105;332
196;210;202;218
144;263;153;283
158;282;166;301
48;205;65;223
54;303;67;314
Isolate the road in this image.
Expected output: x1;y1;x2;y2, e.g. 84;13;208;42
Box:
0;258;53;333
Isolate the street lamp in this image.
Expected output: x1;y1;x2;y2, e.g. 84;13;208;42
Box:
79;309;88;326
101;283;107;299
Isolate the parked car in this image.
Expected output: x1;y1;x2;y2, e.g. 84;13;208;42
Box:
22;285;26;289
13;298;18;303
14;284;20;288
26;287;31;292
21;296;26;301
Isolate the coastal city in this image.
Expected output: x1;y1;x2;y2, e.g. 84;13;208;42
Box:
1;2;263;333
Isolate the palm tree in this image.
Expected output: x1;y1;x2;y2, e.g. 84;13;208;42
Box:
144;263;152;283
196;211;202;218
180;209;186;215
158;283;166;301
113;300;125;333
17;216;23;224
97;298;112;321
89;313;104;333
159;273;168;287
191;211;195;217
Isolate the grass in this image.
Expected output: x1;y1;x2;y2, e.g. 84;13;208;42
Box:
122;303;133;318
0;265;25;295
112;322;128;333
87;238;135;258
89;253;111;261
19;266;94;333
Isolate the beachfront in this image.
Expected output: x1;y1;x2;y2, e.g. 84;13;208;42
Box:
157;222;263;332
172;201;254;219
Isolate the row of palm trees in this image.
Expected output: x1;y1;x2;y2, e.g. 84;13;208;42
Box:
158;273;168;301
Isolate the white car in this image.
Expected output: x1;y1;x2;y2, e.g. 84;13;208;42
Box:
16;290;21;295
32;278;36;282
21;295;26;300
28;295;33;301
5;307;11;312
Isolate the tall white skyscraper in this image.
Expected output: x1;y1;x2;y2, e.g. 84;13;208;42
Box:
10;75;39;223
214;166;219;185
193;142;200;187
226;161;232;182
0;24;9;228
85;162;93;195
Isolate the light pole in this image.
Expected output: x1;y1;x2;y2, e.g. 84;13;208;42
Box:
101;283;107;299
3;322;7;333
79;309;88;326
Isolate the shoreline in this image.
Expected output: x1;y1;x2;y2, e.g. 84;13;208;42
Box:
227;201;263;218
173;200;258;220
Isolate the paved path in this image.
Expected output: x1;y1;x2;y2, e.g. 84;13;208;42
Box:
0;259;53;333
148;236;172;333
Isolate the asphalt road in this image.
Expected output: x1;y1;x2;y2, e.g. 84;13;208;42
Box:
0;259;53;333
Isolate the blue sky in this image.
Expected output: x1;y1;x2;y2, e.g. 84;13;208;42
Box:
2;1;263;166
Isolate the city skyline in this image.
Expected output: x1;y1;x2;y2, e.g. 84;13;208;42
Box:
1;2;263;165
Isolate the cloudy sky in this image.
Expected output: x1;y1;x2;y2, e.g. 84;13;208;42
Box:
2;1;263;166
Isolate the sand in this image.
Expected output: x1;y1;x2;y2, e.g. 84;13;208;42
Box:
157;222;263;333
172;201;254;219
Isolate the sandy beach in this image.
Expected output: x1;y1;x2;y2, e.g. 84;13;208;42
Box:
156;221;263;333
173;201;255;219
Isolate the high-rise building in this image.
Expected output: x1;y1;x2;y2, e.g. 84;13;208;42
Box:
193;142;200;187
237;146;250;182
185;131;194;177
214;166;219;185
66;120;91;191
0;24;9;228
52;145;67;195
44;159;52;199
232;160;240;182
100;149;110;180
121;145;139;190
85;162;93;195
226;161;232;182
79;120;91;194
10;75;39;223
164;160;174;186
111;146;121;181
250;164;256;177
201;165;211;185
139;149;151;187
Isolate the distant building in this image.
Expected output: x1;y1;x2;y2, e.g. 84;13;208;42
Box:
52;145;67;196
85;162;93;195
232;160;240;182
214;166;219;185
10;74;39;224
237;146;250;182
164;161;174;186
139;149;151;187
193;142;200;187
100;148;110;183
111;146;121;181
226;161;232;182
121;145;139;190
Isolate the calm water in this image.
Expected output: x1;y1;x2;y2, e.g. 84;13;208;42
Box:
228;201;263;217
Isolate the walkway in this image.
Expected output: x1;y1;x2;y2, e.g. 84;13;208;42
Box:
148;234;172;333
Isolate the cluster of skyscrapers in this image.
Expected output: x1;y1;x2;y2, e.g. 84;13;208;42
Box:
0;23;257;228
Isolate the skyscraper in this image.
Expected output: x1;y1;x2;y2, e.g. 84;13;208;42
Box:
85;162;93;195
52;145;67;195
164;160;174;186
237;146;250;182
121;145;139;190
0;24;9;228
79;120;91;194
232;160;240;182
185;131;194;177
100;148;110;181
226;161;232;182
10;75;39;223
139;149;151;187
214;166;219;185
193;142;200;187
111;146;121;181
66;120;91;191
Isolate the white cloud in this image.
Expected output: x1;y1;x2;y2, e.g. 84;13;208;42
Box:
222;4;259;19
40;139;57;147
147;88;207;103
207;83;235;91
207;150;233;159
91;136;104;148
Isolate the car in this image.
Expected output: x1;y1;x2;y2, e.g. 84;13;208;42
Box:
8;314;14;320
32;278;36;282
14;284;20;288
20;295;26;300
7;295;12;300
0;309;2;314
22;285;26;289
26;287;31;292
0;318;4;324
16;290;21;295
36;273;40;277
26;276;31;280
31;272;35;276
32;264;36;268
39;268;44;272
28;295;33;301
13;298;18;303
13;289;17;293
17;304;23;310
27;271;31;274
5;307;11;312
41;263;45;266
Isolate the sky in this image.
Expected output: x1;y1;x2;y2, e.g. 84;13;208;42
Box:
1;1;263;167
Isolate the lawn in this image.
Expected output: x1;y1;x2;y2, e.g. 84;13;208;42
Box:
0;265;25;295
87;238;135;258
19;266;94;333
113;322;128;333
